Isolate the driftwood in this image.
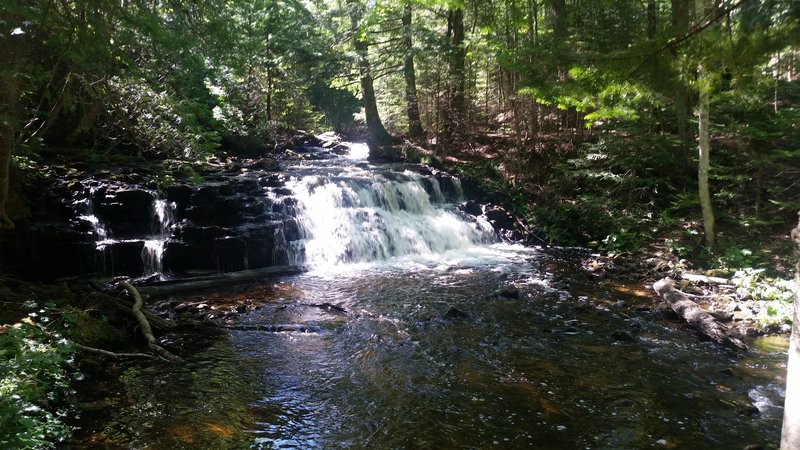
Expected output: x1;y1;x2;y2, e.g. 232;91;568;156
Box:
120;281;181;361
653;277;747;351
74;343;156;360
681;273;731;285
135;265;304;297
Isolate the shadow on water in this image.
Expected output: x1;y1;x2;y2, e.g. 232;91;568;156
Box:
70;246;787;450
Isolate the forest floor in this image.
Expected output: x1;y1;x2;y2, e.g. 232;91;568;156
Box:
420;128;798;336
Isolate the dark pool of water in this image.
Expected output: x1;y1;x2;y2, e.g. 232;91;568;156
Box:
69;246;787;449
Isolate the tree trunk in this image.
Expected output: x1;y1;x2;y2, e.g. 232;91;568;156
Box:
549;0;568;127
0;11;24;231
695;0;715;248
266;67;273;122
450;8;466;116
402;3;424;140
781;214;800;449
697;68;715;248
348;0;392;146
647;0;656;40
549;0;567;41
671;0;693;173
0;122;13;230
441;6;466;145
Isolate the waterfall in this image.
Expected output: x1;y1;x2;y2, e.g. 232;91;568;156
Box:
79;214;110;246
285;165;495;268
77;185;111;248
142;199;175;277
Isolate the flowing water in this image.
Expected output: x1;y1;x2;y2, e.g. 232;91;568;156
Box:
142;199;177;276
70;144;787;449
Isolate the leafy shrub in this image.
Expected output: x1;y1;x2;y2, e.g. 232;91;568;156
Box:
0;305;78;449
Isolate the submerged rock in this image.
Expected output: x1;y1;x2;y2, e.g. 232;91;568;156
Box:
443;306;470;321
500;285;520;299
611;330;637;343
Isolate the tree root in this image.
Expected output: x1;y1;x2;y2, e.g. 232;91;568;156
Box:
120;281;182;362
73;343;156;360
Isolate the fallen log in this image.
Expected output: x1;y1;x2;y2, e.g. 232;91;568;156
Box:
135;265;305;297
653;277;747;351
681;273;732;285
121;281;181;361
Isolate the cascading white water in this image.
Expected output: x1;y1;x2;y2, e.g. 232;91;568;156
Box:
285;164;496;269
142;199;175;276
79;214;110;246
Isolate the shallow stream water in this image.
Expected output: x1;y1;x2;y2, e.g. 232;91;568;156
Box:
69;144;787;449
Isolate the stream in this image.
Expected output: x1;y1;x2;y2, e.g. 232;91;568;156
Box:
69;144;787;449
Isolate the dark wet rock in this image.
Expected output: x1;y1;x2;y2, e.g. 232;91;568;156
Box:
719;368;734;376
259;174;285;188
96;240;146;276
241;223;282;268
244;158;281;172
461;200;483;216
739;404;761;417
184;196;245;226
94;188;155;237
330;144;350;155
166;185;194;214
0;223;96;279
500;285;520;299
272;187;293;196
611;330;637;343
174;223;231;241
443;306;470;321
434;173;462;202
233;178;261;194
483;205;520;240
213;236;248;272
291;132;325;149
315;303;347;314
743;444;766;450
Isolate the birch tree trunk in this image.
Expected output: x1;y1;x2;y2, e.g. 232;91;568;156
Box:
781;215;800;449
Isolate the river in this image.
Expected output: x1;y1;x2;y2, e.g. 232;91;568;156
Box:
69;143;787;449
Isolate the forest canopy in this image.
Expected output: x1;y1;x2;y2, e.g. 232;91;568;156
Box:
0;0;798;258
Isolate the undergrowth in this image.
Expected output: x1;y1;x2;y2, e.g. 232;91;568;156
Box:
0;301;81;449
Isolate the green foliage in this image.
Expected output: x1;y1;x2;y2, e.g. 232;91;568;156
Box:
730;268;795;330
101;77;221;159
0;304;78;449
